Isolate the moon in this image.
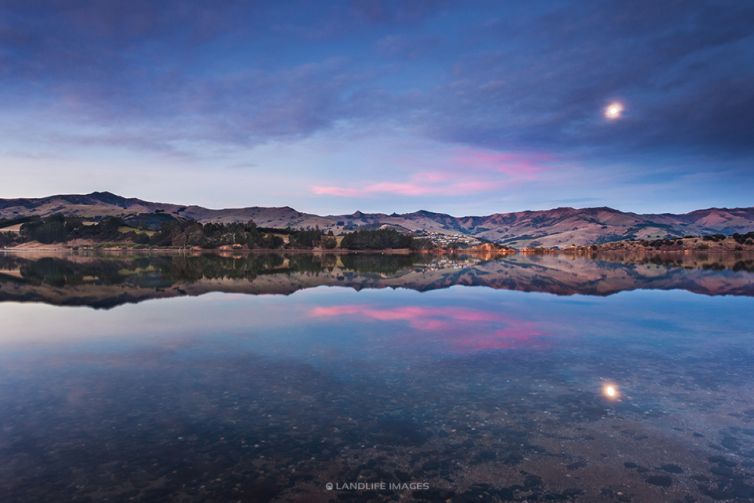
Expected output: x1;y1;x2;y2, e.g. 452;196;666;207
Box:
604;101;625;120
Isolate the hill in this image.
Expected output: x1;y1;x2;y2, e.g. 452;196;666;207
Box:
1;192;753;248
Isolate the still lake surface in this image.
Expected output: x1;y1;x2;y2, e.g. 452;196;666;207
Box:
1;252;753;502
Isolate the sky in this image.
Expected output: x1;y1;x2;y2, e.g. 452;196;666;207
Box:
1;0;753;215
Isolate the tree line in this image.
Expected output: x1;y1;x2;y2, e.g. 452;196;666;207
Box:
0;214;430;250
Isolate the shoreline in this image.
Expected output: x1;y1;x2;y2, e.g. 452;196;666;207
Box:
0;245;480;256
2;234;753;257
2;244;752;257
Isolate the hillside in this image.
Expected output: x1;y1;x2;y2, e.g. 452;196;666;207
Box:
1;192;753;248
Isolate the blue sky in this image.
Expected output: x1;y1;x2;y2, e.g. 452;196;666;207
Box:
1;0;752;215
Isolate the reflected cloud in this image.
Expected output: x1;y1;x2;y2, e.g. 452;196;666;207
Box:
309;304;547;352
310;305;499;326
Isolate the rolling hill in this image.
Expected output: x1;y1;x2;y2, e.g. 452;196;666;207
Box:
1;191;752;248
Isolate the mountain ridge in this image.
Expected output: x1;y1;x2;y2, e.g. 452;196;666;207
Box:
1;191;752;248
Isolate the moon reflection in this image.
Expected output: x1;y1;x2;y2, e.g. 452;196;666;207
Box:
602;382;620;400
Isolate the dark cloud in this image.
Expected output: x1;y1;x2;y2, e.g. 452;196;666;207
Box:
1;0;753;164
421;1;754;158
350;0;446;24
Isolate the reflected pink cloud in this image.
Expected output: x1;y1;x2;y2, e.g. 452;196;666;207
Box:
456;326;546;351
311;305;498;325
309;304;549;352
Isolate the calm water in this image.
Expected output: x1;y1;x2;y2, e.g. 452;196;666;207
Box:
1;252;754;502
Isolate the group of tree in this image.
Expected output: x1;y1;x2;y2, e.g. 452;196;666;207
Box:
339;228;431;250
288;228;336;249
1;214;280;249
1;213;431;250
731;232;754;245
148;220;284;249
9;214;126;244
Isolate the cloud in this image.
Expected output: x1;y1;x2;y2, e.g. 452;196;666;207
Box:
312;172;501;198
453;149;551;179
3;0;753;161
420;1;754;158
375;34;440;60
350;0;446;24
311;147;555;198
1;0;753;207
312;180;491;197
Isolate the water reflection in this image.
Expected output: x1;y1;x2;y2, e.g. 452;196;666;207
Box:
309;305;547;352
0;252;753;501
602;382;621;401
1;251;753;309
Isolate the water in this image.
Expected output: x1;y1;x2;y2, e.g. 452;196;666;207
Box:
1;252;753;502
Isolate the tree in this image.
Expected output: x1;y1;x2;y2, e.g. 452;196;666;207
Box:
340;229;413;250
289;227;324;248
0;232;18;247
21;214;67;243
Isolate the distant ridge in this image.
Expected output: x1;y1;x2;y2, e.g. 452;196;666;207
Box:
1;192;752;248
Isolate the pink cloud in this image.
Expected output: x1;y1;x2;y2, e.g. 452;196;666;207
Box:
312;171;505;198
311;186;363;197
453;148;552;179
311;147;555;198
312;183;428;197
414;170;453;182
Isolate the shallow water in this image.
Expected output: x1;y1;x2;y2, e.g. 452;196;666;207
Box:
1;253;753;502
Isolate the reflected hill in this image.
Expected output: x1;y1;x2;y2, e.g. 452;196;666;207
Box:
1;251;753;309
